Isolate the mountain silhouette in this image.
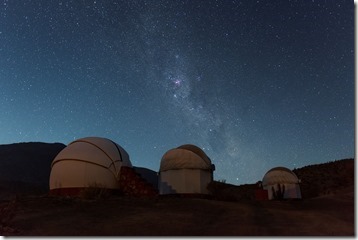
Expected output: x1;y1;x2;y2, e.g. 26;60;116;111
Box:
0;142;66;198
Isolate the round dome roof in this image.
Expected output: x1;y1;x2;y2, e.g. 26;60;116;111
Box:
160;146;212;172
50;137;132;191
177;144;211;166
262;167;299;186
52;136;132;171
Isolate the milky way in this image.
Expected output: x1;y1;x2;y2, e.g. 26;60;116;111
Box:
0;0;354;184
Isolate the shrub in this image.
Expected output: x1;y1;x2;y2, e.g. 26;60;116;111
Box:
218;179;226;183
272;183;285;200
79;183;111;200
0;198;17;230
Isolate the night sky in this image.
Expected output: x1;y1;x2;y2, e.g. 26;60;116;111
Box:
0;0;354;184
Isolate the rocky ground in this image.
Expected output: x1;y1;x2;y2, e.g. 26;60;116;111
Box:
1;185;354;236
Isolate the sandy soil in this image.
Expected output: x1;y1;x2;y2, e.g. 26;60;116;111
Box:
4;188;354;236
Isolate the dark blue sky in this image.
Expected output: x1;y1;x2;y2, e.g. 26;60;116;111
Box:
0;0;354;184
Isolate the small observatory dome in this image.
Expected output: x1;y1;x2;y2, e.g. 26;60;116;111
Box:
262;167;299;185
262;166;301;200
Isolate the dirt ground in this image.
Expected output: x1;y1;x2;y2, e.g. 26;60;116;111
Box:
4;188;354;236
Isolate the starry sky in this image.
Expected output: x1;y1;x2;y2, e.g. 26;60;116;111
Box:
0;0;354;184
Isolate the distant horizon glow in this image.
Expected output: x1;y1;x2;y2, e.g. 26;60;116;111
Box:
0;0;354;184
